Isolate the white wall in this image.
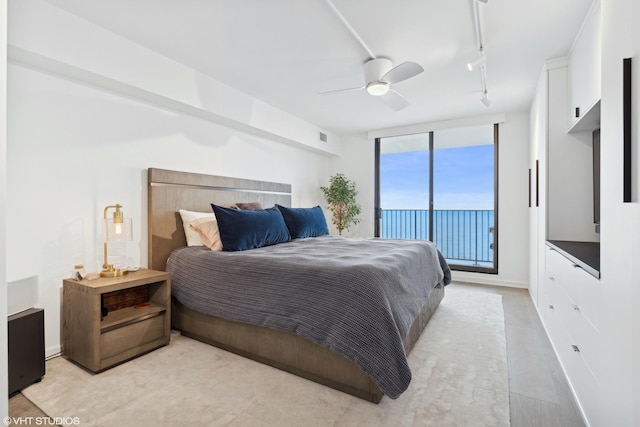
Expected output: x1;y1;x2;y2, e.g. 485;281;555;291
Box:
8;0;339;157
1;0;9;419
333;112;530;288
328;133;375;237
7;1;333;357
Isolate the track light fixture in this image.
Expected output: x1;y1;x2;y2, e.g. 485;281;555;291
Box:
481;91;492;108
467;53;486;71
470;0;491;108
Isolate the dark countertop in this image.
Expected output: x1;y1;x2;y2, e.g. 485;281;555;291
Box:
546;240;600;279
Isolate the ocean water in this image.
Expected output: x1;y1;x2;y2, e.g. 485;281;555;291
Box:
380;209;495;265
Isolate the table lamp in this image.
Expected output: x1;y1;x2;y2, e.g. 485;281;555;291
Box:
101;204;132;277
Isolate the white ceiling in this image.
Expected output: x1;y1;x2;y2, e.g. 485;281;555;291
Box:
44;0;594;135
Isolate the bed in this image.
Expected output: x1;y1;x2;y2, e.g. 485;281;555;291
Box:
147;168;449;403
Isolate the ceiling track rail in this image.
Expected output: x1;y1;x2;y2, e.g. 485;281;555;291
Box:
471;0;490;102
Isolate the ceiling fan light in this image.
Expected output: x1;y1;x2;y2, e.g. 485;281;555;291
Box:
366;81;390;96
467;54;486;71
481;92;492;108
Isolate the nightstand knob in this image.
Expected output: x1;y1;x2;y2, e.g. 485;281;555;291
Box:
548;304;555;310
572;345;580;353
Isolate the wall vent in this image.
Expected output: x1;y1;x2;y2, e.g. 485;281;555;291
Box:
319;132;328;142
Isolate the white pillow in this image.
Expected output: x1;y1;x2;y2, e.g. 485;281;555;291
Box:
178;209;217;246
190;217;223;251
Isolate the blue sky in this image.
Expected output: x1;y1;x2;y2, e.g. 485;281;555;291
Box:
380;145;494;210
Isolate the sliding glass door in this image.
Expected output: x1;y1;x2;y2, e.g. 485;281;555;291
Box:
377;133;431;240
375;124;498;273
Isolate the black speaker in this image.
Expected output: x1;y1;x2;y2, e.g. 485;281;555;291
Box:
8;308;45;395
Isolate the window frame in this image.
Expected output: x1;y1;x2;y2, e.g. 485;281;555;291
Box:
374;123;499;274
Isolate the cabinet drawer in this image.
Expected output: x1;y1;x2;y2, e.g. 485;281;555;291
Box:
100;313;165;360
541;289;567;347
545;284;598;376
545;247;565;281
544;270;560;303
542;277;560;325
561;263;600;328
554;322;600;425
558;293;600;378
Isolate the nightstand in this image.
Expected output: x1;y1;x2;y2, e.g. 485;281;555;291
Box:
63;269;171;372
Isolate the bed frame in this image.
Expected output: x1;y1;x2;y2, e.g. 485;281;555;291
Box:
147;167;444;403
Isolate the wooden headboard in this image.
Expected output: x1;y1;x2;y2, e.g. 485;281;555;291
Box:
147;168;292;271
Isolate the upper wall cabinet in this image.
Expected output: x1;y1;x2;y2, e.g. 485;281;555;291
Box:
568;0;602;133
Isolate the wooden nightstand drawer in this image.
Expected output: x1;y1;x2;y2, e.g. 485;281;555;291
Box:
100;312;166;360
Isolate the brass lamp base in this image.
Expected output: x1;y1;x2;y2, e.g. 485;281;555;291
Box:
100;266;129;278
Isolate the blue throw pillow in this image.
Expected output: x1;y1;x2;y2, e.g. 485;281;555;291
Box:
275;205;329;239
211;204;291;251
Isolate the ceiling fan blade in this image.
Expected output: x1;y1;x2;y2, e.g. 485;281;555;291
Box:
319;86;365;95
381;61;424;84
380;89;409;111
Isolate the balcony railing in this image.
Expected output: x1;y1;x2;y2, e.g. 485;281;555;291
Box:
380;209;495;266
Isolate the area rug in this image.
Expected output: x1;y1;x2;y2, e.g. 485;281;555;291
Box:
23;288;509;426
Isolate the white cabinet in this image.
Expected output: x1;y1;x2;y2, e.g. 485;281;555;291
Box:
568;0;601;132
529;59;597;309
530;56;602;427
528;70;547;306
543;245;601;425
529;60;568;308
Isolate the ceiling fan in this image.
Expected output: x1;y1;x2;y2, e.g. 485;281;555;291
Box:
321;57;424;111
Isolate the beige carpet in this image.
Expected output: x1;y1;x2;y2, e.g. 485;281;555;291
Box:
23;288;509;427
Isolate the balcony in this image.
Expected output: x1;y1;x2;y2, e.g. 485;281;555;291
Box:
380;209;495;267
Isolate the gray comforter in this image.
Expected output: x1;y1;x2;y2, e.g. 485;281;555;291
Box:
166;235;451;398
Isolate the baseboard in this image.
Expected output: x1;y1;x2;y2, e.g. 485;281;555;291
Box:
46;346;62;360
451;271;528;289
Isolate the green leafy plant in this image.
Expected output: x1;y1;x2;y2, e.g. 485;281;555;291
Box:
321;173;362;236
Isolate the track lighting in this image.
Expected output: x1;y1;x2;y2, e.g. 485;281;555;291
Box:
467;53;486;71
481;91;492;108
471;0;491;107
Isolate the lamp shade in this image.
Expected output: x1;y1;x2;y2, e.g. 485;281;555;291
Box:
101;204;133;277
104;216;132;242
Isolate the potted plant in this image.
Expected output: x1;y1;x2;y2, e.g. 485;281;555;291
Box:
321;173;362;236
